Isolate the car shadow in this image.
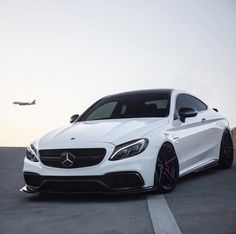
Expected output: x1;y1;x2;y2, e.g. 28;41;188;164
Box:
24;191;148;203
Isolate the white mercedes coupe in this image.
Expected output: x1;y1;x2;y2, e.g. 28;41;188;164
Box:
21;89;234;194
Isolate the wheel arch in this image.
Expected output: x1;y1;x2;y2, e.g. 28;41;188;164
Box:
218;127;234;169
220;127;233;148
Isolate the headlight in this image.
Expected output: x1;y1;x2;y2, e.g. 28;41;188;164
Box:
109;138;149;161
26;144;39;162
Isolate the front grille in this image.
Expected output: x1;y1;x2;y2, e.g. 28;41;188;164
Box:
39;148;106;168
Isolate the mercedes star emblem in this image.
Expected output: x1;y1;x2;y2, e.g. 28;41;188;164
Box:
60;152;76;168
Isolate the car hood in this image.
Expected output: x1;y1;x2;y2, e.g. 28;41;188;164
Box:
38;118;168;149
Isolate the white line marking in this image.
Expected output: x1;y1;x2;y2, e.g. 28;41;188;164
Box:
147;195;182;234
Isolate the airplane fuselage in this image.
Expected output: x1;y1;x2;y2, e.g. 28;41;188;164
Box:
13;100;36;106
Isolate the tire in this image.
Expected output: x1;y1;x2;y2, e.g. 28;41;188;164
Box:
218;130;234;169
154;143;179;193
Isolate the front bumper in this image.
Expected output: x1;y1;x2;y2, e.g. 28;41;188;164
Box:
22;141;159;194
21;171;155;194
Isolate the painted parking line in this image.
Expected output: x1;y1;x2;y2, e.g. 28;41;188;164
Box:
147;195;182;234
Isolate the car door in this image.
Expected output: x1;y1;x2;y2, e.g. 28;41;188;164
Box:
172;94;211;173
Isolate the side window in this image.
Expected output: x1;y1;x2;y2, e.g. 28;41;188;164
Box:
194;98;208;111
176;94;192;113
176;94;207;116
86;102;117;120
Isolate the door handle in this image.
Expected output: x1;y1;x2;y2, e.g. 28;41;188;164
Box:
201;118;207;123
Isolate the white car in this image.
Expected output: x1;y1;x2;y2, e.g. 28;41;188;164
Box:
21;89;234;194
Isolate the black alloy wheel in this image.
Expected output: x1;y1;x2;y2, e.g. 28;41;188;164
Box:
218;130;234;169
154;143;179;193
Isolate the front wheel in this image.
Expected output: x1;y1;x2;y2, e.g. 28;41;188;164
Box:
218;130;234;169
154;143;179;193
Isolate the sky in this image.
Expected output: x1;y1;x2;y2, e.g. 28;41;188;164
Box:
0;0;236;146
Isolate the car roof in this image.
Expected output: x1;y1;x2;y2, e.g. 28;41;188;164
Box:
103;89;174;99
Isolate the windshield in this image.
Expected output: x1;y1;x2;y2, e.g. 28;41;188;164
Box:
79;93;170;121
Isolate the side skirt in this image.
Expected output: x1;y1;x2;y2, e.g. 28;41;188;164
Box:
179;159;219;177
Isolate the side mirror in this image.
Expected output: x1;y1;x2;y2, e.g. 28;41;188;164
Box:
179;107;198;123
70;114;79;123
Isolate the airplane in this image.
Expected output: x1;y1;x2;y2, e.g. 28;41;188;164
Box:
13;100;36;106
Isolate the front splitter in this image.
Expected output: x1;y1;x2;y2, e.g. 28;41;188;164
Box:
20;185;39;194
20;184;156;195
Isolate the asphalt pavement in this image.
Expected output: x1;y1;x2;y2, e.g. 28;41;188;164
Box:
0;147;235;234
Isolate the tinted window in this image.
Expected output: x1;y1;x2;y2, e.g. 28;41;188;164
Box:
176;94;207;114
80;93;170;121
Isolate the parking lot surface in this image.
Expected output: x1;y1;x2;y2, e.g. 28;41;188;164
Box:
0;147;235;234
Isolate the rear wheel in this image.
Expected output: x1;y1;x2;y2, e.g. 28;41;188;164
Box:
154;143;179;193
218;130;234;169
